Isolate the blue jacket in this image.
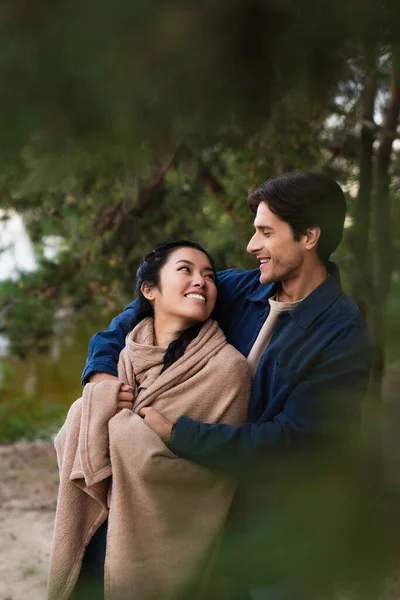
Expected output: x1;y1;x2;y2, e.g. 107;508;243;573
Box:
82;262;371;471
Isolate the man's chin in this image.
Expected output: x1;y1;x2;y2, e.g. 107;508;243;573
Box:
259;272;276;286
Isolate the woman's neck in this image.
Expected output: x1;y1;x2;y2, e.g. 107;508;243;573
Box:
153;315;196;347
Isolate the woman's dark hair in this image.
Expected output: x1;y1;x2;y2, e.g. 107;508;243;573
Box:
132;240;217;372
247;171;346;263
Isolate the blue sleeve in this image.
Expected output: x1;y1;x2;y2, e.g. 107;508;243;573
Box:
169;324;372;471
81;299;140;384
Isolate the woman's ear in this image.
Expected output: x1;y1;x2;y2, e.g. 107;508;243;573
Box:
141;283;155;301
304;226;321;251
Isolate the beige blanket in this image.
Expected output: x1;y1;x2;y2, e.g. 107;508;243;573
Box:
48;318;251;600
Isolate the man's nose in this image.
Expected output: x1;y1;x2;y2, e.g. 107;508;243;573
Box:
247;233;260;255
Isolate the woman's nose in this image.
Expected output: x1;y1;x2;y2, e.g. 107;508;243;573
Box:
193;274;206;287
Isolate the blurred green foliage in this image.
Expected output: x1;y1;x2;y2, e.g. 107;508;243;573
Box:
0;395;64;442
0;0;374;161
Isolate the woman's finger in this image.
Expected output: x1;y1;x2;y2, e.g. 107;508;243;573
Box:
118;391;134;402
120;384;133;392
117;401;133;411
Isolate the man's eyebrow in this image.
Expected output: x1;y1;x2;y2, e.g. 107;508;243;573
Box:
175;260;214;271
254;224;274;231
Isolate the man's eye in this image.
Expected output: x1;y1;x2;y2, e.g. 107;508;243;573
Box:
263;231;271;237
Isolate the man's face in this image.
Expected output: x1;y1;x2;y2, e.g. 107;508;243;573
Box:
247;202;307;285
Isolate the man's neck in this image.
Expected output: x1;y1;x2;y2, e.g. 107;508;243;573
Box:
278;261;328;303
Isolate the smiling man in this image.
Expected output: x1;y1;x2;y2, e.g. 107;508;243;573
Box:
82;171;372;599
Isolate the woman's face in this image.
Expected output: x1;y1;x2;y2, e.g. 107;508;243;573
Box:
143;247;217;327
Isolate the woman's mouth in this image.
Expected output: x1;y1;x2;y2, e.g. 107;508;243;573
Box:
185;293;206;303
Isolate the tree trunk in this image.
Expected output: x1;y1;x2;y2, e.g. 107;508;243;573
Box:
349;68;377;319
369;59;400;402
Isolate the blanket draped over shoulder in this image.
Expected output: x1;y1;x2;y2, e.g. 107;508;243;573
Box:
48;318;251;600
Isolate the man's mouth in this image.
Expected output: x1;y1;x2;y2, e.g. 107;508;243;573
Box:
259;258;271;268
185;293;206;303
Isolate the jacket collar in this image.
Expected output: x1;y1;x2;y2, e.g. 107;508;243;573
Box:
246;262;342;329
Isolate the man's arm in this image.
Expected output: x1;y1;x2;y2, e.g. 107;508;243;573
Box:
81;299;140;384
167;325;372;471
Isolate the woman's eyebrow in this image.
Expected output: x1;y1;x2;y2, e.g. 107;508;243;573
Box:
175;259;194;266
175;260;214;271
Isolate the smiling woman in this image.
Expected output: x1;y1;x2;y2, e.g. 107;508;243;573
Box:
49;240;251;600
138;242;218;347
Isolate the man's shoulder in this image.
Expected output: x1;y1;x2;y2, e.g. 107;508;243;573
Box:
327;292;371;345
217;267;261;297
333;292;367;325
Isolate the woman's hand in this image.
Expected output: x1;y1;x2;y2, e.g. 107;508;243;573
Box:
89;373;134;411
139;407;173;443
117;384;134;412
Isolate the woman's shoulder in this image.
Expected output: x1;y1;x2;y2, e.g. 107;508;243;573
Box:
209;325;249;370
194;320;249;374
213;342;251;394
219;342;248;365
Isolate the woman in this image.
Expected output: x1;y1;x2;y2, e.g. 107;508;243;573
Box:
48;240;251;600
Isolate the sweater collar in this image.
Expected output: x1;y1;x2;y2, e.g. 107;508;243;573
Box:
246;261;342;329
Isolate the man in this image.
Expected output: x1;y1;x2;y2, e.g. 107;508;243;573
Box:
83;171;372;598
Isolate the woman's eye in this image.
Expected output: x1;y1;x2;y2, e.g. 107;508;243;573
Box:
205;274;215;281
178;266;190;272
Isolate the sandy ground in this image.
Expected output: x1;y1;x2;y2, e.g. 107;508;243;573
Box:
0;364;399;600
0;441;58;600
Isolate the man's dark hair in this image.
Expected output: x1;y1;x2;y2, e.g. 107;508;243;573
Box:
247;171;346;262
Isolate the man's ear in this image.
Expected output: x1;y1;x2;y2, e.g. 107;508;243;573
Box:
141;282;155;301
304;226;321;251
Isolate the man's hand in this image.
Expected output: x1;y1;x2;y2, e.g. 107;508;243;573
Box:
89;373;134;412
139;407;173;443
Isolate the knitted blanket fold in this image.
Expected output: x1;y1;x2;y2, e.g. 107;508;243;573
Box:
48;318;251;600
